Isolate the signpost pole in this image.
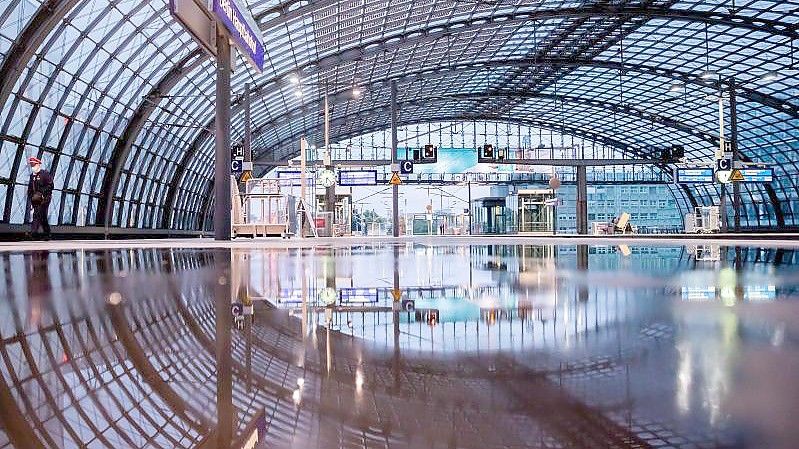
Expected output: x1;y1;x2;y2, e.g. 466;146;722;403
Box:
729;78;741;232
299;137;307;239
244;83;252;180
467;181;472;235
391;80;400;237
324;91;336;227
214;25;232;241
718;87;728;232
576;165;588;235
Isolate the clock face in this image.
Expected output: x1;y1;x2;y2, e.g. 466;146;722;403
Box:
318;287;337;305
318;169;336;187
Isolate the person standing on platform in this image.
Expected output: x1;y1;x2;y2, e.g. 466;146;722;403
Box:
27;157;54;240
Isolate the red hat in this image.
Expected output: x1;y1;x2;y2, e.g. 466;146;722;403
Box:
28;157;42;166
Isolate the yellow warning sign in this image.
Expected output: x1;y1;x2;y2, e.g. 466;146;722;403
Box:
240;171;252;182
389;172;402;185
730;169;744;182
391;289;402;301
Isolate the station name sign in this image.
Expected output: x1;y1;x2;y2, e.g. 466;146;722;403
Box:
212;0;265;71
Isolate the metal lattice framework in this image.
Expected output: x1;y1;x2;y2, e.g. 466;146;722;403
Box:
0;0;797;231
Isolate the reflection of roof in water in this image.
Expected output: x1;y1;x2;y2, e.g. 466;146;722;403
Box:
1;245;798;448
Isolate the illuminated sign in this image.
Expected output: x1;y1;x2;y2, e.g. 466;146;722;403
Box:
744;285;776;301
739;168;773;183
211;0;265;71
681;286;716;301
676;168;714;183
276;170;315;187
338;170;378;186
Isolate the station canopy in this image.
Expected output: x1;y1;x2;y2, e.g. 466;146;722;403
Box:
0;0;797;231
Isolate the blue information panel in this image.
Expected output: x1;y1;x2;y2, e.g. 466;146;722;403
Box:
676;168;714;183
739;168;773;183
340;288;378;304
276;170;315;187
338;170;377;186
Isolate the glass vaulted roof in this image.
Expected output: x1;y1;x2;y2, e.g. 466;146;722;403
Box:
0;0;798;231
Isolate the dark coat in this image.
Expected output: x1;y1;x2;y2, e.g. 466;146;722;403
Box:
27;169;54;205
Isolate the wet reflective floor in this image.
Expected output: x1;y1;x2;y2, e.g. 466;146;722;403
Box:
2;240;799;448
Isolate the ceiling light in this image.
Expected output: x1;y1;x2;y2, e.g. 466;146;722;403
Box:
759;70;780;82
669;82;684;92
289;74;300;85
294;89;303;98
700;70;718;80
352;87;362;98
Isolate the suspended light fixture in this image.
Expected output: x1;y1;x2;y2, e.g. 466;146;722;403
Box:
294;89;303;98
759;70;780;82
669;82;684;93
700;70;718;80
352;86;362;98
289;74;300;85
701;23;717;81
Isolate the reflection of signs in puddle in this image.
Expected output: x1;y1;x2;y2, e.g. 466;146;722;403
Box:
414;308;439;325
640;323;674;341
484;261;507;270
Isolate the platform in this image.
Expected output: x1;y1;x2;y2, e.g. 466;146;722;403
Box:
2;238;799;448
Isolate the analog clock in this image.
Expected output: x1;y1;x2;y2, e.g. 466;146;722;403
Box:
318;169;336;188
318;287;337;306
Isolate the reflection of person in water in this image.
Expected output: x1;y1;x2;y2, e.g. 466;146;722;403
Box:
26;250;52;329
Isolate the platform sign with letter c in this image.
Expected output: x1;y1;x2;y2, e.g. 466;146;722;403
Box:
231;303;243;317
400;160;414;174
716;158;731;171
231;159;243;174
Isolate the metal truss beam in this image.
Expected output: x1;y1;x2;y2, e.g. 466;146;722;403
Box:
247;59;795;149
176;6;797;180
0;0;81;220
257;114;657;171
161;136;208;229
0;0;81;115
96;49;207;227
257;94;710;157
257;4;799;41
251;90;719;153
249;113;684;219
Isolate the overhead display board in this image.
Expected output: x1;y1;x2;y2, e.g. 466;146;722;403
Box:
676;168;714;184
276;170;315;187
338;170;377;186
340;288;378;304
738;168;773;183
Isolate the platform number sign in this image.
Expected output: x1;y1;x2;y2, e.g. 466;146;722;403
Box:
400;160;414;174
716;158;731;171
231;159;243;174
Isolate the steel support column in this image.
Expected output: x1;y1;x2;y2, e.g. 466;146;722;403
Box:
214;27;232;240
245;83;252;168
391;81;400;237
730;78;741;232
576;166;588;234
324;93;336;223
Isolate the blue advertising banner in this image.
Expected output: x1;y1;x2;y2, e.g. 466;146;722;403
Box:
212;0;265;71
